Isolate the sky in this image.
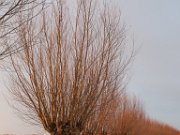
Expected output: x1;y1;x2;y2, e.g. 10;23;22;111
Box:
119;0;180;130
0;0;180;134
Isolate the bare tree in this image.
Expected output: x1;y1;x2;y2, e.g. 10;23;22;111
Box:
107;95;145;135
0;0;45;60
9;0;132;134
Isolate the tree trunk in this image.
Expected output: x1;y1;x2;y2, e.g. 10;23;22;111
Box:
50;131;82;135
50;132;60;135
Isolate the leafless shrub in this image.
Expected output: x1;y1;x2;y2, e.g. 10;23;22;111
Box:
105;94;145;135
0;0;45;60
9;0;132;134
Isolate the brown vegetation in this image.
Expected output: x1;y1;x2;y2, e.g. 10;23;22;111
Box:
104;94;180;135
142;119;180;135
4;0;180;135
9;0;130;134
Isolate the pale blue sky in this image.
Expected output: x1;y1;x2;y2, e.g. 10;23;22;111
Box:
119;0;180;130
1;0;180;134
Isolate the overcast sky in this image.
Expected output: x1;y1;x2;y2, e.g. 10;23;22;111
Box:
120;0;180;130
0;0;180;134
